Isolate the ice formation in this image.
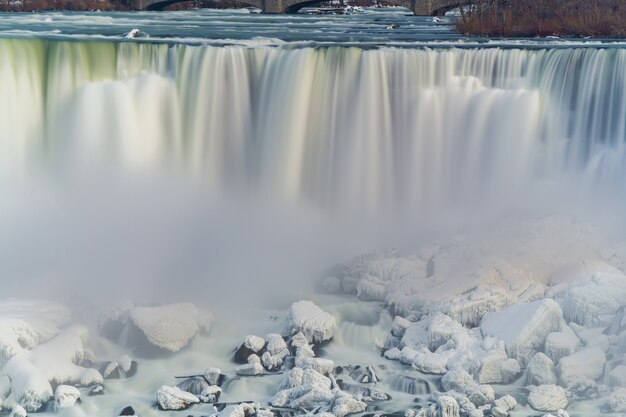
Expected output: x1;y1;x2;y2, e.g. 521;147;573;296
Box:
288;301;336;344
156;385;200;410
101;302;214;353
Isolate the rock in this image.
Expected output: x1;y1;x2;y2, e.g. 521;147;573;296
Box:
402;313;466;352
54;385;81;409
609;365;626;387
557;347;606;388
119;406;137;416
357;276;387;301
203;367;225;386
441;368;494;406
608;387;626;412
216;403;260;417
412;348;449;375
480;299;563;366
560;272;626;327
328;391;367;417
528;385;567;412
427;395;460;417
295;356;334;375
156;385;200;410
544;332;579;362
9;405;27;417
500;358;521;383
100;303;213;353
199;385;222;403
491;394;517;416
476;347;507;384
235;335;266;363
89;385;105;396
288;301;336;345
384;347;401;361
392;316;411;337
525;353;557;386
236;355;265;376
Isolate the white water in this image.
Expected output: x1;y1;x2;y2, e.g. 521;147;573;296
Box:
1;40;625;217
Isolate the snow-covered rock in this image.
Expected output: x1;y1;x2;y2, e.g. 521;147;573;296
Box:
544;332;579;362
525;353;557;386
492;395;517;414
9;405;27;417
391;316;411;337
156;385;200;410
54;384;81;409
528;385;567;412
560;272;626;328
236;355;264;376
476;346;507;384
608;387;626;412
541;411;569;417
402;313;466;352
480;299;563;366
441;368;494;406
288;301;336;344
557;347;606;388
412;348;449;375
609;365;626;387
500;358;521;383
327;390;367;417
100;303;213;353
295;356;334;375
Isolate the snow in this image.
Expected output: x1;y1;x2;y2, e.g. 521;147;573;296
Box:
556;347;606;388
544;332;579;362
608;387;626;412
480;299;563;366
500;358;521;383
129;303;213;352
244;335;266;353
288;301;336;344
156;385;200;410
527;385;568;412
9;405;27;417
525;352;557;386
54;384;81;409
441;368;494;406
609;365;626;387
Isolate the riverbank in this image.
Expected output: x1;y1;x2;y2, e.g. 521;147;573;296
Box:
455;0;626;38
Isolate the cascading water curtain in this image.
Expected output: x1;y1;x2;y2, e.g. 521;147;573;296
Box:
0;39;625;214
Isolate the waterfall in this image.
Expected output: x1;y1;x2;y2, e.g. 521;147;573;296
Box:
1;39;625;215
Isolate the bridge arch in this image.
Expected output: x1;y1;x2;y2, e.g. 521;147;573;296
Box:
128;0;468;15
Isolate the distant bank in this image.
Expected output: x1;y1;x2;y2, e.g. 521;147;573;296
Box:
456;0;626;38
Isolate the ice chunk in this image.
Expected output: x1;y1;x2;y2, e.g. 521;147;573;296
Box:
609;365;626;387
295;356;334;375
0;319;39;362
557;347;606;388
500;358;521;383
476;347;507;384
528;385;567;412
391;316;411;337
544;332;579;362
525;353;557;386
441;368;494;406
288;301;336;344
412;348;449;374
101;303;213;353
560;272;626;327
9;405;27;417
480;299;562;366
236;355;264;376
327;390;367;417
608;387;626;412
156;385;200;410
357;276;387;301
54;385;81;409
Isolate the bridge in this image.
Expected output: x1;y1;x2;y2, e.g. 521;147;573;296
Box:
127;0;465;15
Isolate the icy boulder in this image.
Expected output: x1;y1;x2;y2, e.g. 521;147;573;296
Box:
101;303;213;353
0;326;102;412
559;272;626;328
157;385;200;410
480;299;563;366
9;405;27;417
528;385;567;412
544;332;579;362
525;353;557;386
500;358;521;383
288;301;336;344
609;365;626;387
54;385;81;409
441;368;494;406
401;313;467;352
608;388;626;412
0;299;71;343
557;347;606;388
0;319;39;362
